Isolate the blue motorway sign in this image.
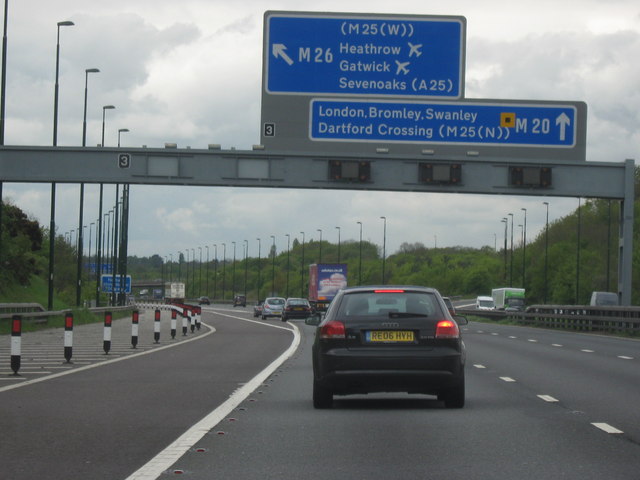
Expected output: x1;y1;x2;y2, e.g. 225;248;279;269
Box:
265;12;465;99
101;274;132;294
310;99;583;148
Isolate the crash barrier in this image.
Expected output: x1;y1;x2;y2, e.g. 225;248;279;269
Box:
0;305;133;328
4;307;203;374
457;304;640;335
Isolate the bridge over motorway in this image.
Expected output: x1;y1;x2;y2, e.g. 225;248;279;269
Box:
0;145;634;304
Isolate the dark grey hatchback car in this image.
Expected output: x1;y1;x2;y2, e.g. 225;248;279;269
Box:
311;286;467;409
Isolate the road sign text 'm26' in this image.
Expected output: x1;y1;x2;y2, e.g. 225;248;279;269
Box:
264;12;466;99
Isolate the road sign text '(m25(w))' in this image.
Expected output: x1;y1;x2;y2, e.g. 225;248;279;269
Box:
265;12;466;99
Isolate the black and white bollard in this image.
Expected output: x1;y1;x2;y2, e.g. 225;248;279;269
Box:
195;306;201;331
131;310;139;348
182;308;189;336
170;308;177;339
103;311;112;354
64;312;73;363
154;309;161;344
190;307;196;333
10;315;21;376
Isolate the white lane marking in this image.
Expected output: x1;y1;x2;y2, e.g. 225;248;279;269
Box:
528;339;538;343
581;349;594;353
491;333;499;336
0;323;215;394
592;423;623;434
500;377;516;382
125;316;300;480
618;355;634;360
473;364;486;369
508;336;517;339
537;395;559;402
552;344;563;347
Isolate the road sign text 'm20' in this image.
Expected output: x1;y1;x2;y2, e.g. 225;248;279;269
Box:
310;99;584;149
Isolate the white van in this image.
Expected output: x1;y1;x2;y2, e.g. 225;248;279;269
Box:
590;291;618;306
476;296;495;310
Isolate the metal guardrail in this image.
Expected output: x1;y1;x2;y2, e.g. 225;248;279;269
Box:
457;304;640;334
0;303;133;323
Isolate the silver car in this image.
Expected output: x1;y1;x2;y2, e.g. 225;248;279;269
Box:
261;297;286;319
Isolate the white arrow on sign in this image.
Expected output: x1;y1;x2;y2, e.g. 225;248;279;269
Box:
556;112;571;141
272;43;294;66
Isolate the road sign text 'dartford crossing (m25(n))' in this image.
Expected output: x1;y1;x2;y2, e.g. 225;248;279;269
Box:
310;99;583;148
264;12;466;99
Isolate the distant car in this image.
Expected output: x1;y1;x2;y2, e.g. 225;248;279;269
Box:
282;298;312;321
253;300;264;318
233;295;246;307
311;286;467;409
198;296;210;305
476;296;495;310
261;297;286;319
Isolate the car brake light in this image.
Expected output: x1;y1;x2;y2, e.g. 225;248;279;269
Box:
435;320;460;339
374;289;405;293
320;320;346;339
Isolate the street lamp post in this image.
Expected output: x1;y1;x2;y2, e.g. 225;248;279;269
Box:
335;226;341;263
299;232;305;297
357;221;363;284
221;243;226;301
0;0;8;144
213;244;218;300
317;229;322;263
576;198;581;304
198;246;202;297
205;245;209;297
285;234;290;297
521;208;527;289
95;105;114;306
543;202;549;303
191;248;196;297
177;251;182;282
232;242;236;298
380;216;386;284
256;238;261;301
49;19;74;311
271;235;276;296
243;240;248;299
101;105;115;147
501;218;508;284
118;128;129;147
76;67;99;307
508;212;514;287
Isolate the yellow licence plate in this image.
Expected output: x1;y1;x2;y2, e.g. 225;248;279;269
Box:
366;331;415;343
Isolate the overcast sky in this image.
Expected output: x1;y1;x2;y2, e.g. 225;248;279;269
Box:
1;0;638;260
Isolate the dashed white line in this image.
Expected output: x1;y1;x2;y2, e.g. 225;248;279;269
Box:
528;339;538;343
592;423;623;434
551;344;563;347
537;394;559;402
473;364;486;369
581;349;594;353
618;355;634;360
500;377;516;382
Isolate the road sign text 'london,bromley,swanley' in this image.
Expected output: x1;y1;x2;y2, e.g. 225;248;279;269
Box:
310;99;581;148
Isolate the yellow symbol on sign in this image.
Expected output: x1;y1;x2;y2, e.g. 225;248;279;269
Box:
501;112;516;128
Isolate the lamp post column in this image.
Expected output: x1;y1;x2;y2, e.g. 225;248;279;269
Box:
49;20;74;311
